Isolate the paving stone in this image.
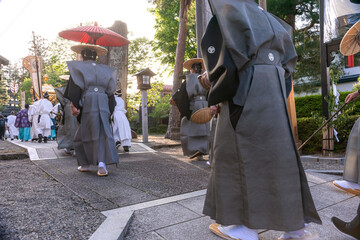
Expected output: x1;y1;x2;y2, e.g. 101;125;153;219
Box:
126;202;201;236
89;200;119;211
177;195;206;216
36;148;57;159
259;214;354;240
318;196;360;221
124;231;165;240
155;216;218;240
310;182;354;210
110;190;158;207
306;172;342;184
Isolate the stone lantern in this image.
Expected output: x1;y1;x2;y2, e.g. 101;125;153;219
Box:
134;68;156;143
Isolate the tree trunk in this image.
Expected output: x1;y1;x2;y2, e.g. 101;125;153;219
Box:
165;0;191;139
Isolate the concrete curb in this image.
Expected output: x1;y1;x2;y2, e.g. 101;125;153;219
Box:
300;155;345;164
90;189;206;240
149;143;181;149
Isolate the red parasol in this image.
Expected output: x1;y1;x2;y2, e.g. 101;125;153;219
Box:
58;22;130;47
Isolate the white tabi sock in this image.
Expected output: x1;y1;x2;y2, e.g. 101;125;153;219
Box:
98;162;107;171
219;225;258;240
280;227;305;239
335;180;360;190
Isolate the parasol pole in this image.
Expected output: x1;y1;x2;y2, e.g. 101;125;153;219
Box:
32;31;41;100
298;102;349;151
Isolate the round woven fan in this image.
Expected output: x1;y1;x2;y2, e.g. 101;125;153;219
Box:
340;20;360;56
191;107;213;124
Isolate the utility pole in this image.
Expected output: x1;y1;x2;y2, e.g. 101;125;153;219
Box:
32;31;42;99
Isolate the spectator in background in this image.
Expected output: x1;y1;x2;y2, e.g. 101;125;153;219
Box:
6;111;18;140
112;89;132;153
15;104;31;142
0;114;6;140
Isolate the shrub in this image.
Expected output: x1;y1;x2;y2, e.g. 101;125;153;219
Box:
298;115;360;154
295;91;360;118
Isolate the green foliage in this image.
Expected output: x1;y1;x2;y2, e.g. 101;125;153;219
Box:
295;92;360;118
21;77;33;104
137;124;168;135
0;72;8;107
127;81;165;122
149;94;171;126
298;115;360;154
128;37;155;75
352;75;360;91
149;0;197;72
45;37;75;88
261;0;322;93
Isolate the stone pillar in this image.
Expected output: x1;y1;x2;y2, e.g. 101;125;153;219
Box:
141;90;148;143
99;21;129;104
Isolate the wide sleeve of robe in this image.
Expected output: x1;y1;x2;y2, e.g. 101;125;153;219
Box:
172;80;191;119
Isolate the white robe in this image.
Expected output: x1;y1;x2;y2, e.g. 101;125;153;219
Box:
112;96;132;147
29;101;41;138
6;115;18;139
37;98;53;137
51;103;60;119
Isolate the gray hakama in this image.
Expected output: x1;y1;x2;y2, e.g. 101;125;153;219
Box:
180;73;210;156
201;0;321;231
55;87;78;150
66;60;119;166
343;117;360;184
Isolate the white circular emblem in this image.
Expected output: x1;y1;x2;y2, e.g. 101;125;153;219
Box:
268;53;274;62
208;46;215;54
94;88;98;92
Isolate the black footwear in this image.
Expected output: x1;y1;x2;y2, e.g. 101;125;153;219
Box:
43;137;48;143
332;215;360;239
116;141;121;148
123;146;129;152
38;134;43;143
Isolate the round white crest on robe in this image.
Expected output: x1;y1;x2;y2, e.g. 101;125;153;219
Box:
268;53;275;62
208;46;215;54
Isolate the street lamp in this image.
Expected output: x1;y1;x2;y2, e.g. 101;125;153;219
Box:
134;68;156;143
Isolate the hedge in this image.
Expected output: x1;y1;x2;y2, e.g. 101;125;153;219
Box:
295;91;360;118
136;124;168;135
298;115;360;154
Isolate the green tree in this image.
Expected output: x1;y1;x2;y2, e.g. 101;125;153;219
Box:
149;0;197;72
149;94;171;126
0;70;8;107
126;81;165;124
21;77;33;104
262;0;321;93
45;37;75;88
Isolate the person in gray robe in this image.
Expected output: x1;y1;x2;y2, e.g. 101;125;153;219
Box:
200;1;321;239
333;89;360;194
171;58;210;160
64;44;118;177
55;85;78;155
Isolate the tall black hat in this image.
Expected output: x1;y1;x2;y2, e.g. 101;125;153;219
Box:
43;91;49;98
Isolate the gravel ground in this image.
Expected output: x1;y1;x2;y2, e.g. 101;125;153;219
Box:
0;159;105;240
